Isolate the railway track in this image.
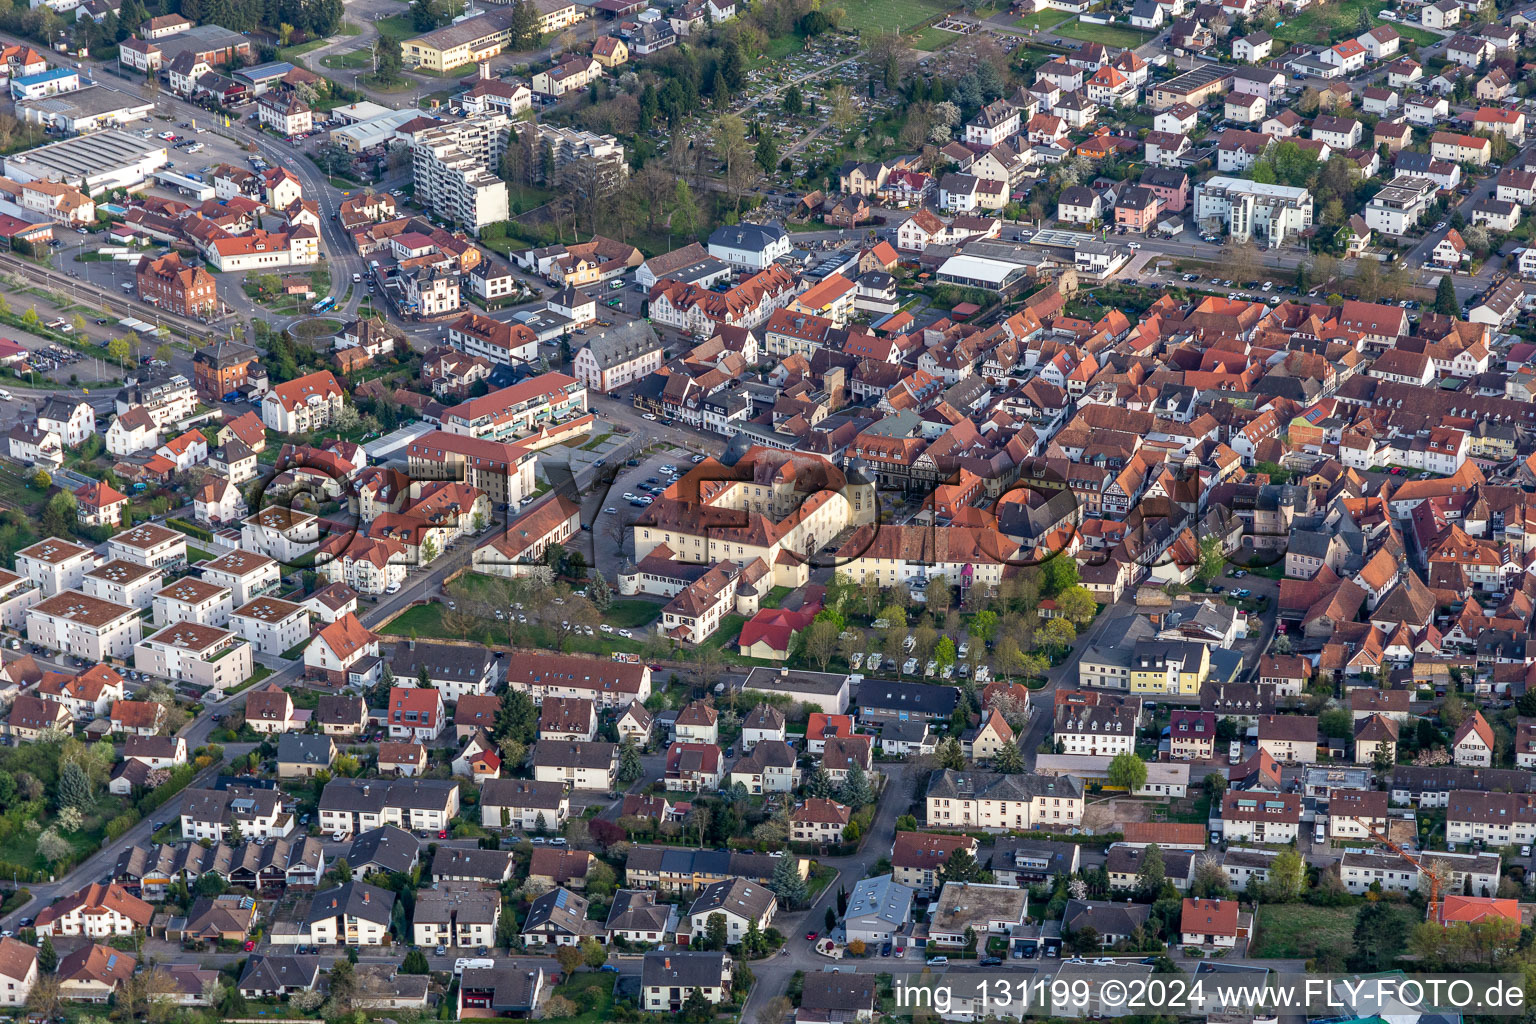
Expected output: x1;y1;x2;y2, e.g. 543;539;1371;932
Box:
0;249;216;343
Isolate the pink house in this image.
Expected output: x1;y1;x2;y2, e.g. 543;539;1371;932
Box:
1115;185;1162;233
1139;167;1190;213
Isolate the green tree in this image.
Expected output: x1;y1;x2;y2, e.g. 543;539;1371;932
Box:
617;737;644;784
755;129;778;174
934;636;957;670
1137;843;1166;894
782;84;802;114
400;948;430;974
1055;586;1098;627
1435;274;1459;316
1108;751;1148;791
967;610;998;644
993;740;1024;774
1195;534;1225;583
1266;849;1305;901
769;853;808;908
839;764;872;808
938;848;984;885
804;766;835;799
496;689;537;742
1350;900;1409;972
58;761;91;809
1037;617;1077;654
936;737;965;771
580;937;607;969
704;913;728;950
37;936;56;974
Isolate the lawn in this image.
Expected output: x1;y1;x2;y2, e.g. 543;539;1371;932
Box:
911;25;963;49
544;973;615;1024
606;600;663;629
1250;904;1358;959
1269;0;1433;44
839;0;951;34
1053;17;1153;46
374;13;417;40
321;49;374;70
1013;9;1070;29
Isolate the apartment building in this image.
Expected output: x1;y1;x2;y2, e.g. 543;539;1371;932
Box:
412;117;510;237
925;769;1084;830
16;538;97;596
229;597;311;656
134;623;253;689
440;372;587;442
27;590;142;661
1193;176;1314;248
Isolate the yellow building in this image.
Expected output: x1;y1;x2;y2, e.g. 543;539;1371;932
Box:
631;449;875;590
593;35;629;68
401;0;585;72
1128;640;1210;695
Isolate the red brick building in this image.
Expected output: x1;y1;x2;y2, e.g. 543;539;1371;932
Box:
192;338;261;402
136;252;217;317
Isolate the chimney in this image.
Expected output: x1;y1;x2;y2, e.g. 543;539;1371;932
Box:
363;891;370;903
664;958;671;969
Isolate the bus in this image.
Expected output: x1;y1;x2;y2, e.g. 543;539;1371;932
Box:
312;296;335;313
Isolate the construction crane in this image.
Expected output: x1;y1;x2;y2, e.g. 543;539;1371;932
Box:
1353;815;1442;911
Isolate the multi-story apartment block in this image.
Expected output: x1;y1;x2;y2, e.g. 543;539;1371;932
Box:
134;623;253;689
925;769;1084;830
229;597;310;656
198;549;281;606
16;538;96;596
27;590;142;662
440;373;587;442
412;118;510;237
1193;176;1313;248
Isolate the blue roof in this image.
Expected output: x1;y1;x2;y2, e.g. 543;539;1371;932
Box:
236;61;296;81
15;68;77;85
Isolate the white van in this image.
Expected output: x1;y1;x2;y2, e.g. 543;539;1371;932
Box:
0;389;12;401
454;958;495;975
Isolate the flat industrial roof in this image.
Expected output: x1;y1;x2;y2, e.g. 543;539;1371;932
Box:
16;86;153;120
936;253;1027;285
6;129;165;182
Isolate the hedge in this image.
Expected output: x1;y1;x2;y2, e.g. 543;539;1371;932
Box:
167;517;214;542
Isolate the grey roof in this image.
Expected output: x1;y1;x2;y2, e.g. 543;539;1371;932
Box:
316;694;366;727
926;768;1082;803
686;876;776;923
708;220;787;253
304;882;394;927
523;886;591;936
531;740;617;770
1106;845;1194;881
431;845;514;882
238;955;320;994
800;972;878;1013
844;874;912;928
276;733;334;766
343;826;419;876
1062;898;1152;936
458;967;544;1012
854;679;959;717
641;950;731;989
389;640;494;684
319;777;459;814
730;739;796;774
741;666;849;695
413;886;500;924
606;889;676;933
580;319;663;370
880;718;931;743
480;777;568;810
